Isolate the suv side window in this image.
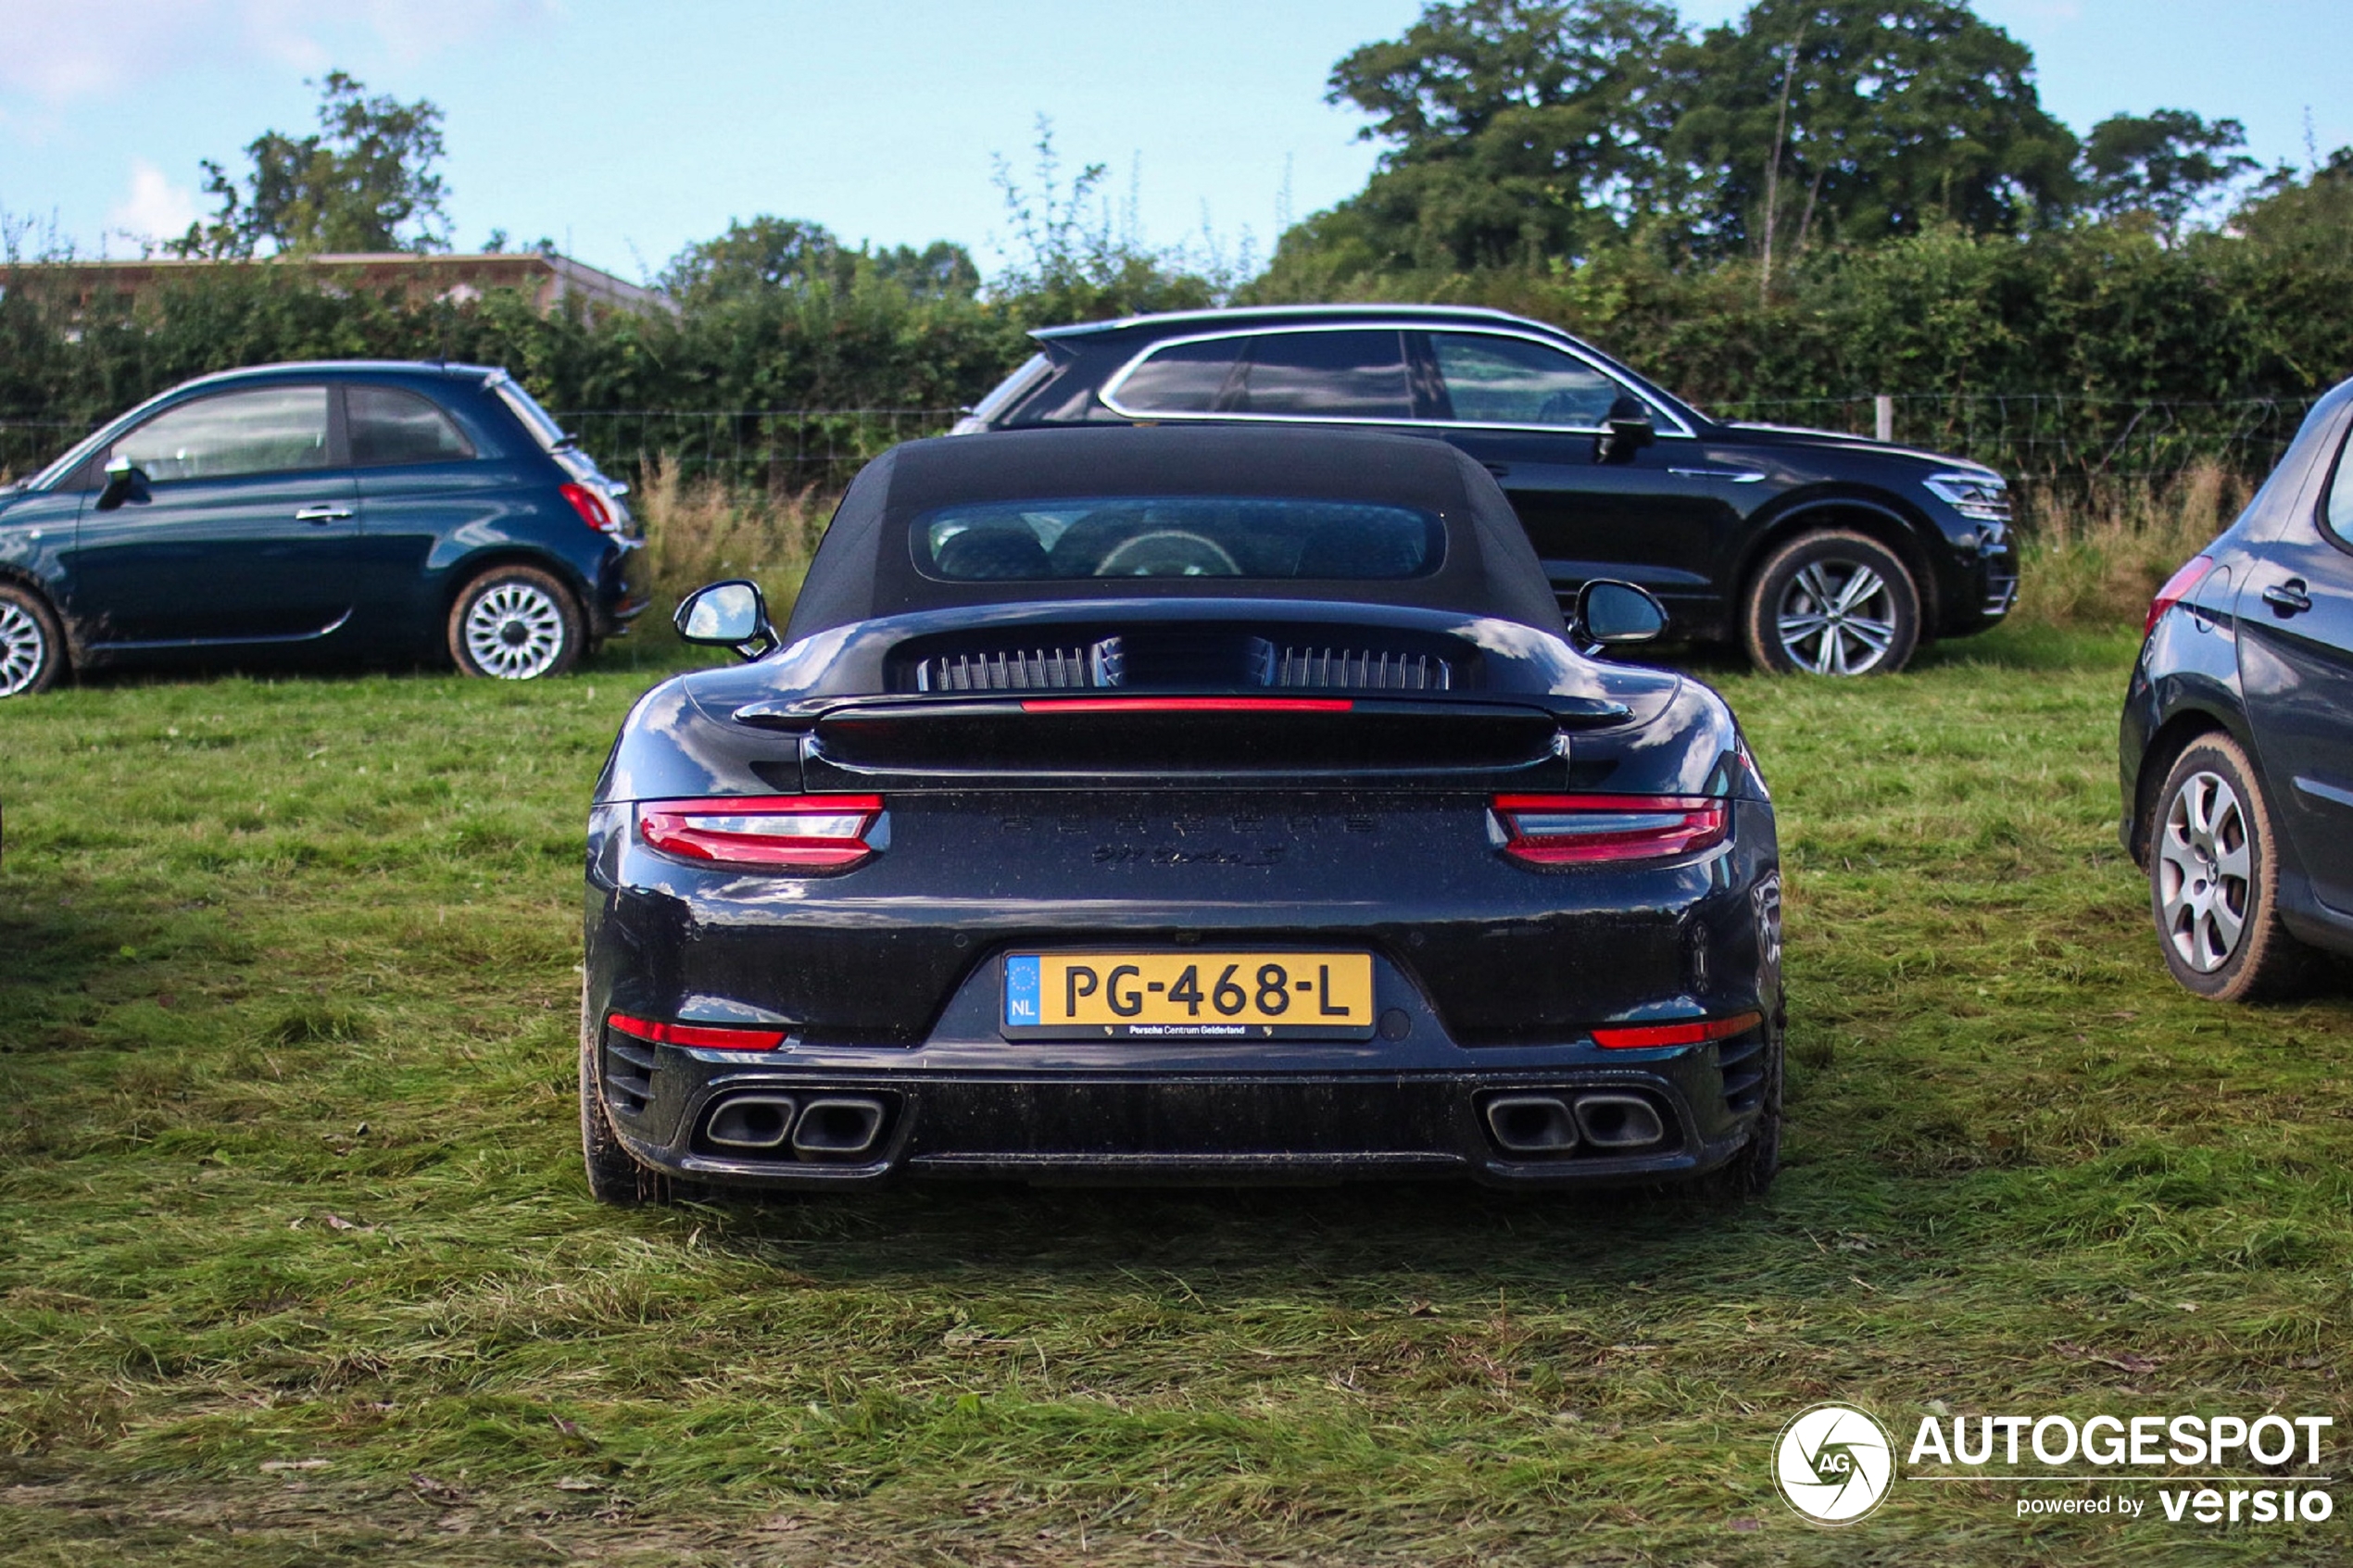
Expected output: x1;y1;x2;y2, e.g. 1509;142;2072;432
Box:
1430;332;1626;429
350;385;475;465
1234;330;1413;419
1111;339;1245;415
109;385;331;482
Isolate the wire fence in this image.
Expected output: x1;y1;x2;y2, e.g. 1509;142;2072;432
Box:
1;395;2326;498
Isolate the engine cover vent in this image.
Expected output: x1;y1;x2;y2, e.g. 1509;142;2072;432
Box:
913;639;1123;692
1267;644;1453;692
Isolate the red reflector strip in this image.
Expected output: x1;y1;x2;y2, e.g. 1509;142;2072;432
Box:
1492;794;1730;864
1016;696;1353;713
1592;1010;1764;1049
638;795;883;871
607;1011;786;1050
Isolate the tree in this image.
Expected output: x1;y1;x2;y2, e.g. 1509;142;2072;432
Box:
2234;146;2353;261
1667;1;2078;263
2080;110;2257;242
1320;0;1692;270
170;72;450;258
661;217;980;307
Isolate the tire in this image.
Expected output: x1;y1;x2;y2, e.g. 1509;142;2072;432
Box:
0;583;67;698
1741;530;1921;676
2148;734;2313;1002
448;564;584;681
579;989;674;1205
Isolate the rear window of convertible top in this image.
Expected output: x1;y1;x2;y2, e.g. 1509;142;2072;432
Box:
912;495;1444;582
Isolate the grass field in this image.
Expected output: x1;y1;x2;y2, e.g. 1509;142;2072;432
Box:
2;623;2348;1566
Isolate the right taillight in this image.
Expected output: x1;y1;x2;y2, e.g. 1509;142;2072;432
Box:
560;481;620;535
1493;795;1730;866
638;795;883;872
2144;555;2216;637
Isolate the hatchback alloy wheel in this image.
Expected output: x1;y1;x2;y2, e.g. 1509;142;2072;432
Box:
0;587;65;697
463;581;567;679
2158;769;2252;972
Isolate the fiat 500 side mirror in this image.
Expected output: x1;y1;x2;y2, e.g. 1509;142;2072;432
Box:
96;456;151;511
674;579;778;659
1574;579;1667;650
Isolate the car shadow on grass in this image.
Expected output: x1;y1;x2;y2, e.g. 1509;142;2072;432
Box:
674;1174;1785;1298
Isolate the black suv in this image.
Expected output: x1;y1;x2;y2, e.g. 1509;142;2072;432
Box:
951;305;2016;675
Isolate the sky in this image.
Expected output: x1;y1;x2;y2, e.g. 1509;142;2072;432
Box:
4;0;2352;285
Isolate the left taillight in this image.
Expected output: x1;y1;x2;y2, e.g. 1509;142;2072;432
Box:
560;481;621;535
1492;794;1730;866
637;795;884;872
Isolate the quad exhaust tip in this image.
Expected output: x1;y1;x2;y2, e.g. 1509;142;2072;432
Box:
1573;1092;1667;1149
790;1096;887;1159
701;1093;889;1160
1485;1095;1579;1154
704;1094;797;1150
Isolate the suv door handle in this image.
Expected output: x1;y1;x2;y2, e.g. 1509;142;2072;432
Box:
2263;580;2312;616
294;504;354;524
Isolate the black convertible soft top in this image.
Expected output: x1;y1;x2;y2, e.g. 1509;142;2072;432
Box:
782;425;1567;641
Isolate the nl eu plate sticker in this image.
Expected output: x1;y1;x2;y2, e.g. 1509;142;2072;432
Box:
1002;954;1042;1027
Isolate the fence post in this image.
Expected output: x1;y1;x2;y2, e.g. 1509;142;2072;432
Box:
1874;395;1894;445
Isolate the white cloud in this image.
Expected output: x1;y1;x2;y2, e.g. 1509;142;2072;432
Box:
107;158;200;245
0;0;551;110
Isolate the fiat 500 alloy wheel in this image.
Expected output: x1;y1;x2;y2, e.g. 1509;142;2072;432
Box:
464;582;567;678
0;600;47;696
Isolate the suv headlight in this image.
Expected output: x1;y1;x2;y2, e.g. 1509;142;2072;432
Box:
1924;471;2010;523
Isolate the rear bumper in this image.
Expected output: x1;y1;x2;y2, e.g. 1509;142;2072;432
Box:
596;1030;1773;1191
592;535;651;637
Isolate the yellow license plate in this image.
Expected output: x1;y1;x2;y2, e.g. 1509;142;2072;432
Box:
1002;952;1376;1039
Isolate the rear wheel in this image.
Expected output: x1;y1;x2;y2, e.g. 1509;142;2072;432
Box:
1741;531;1920;676
580;989;673;1205
2149;734;2312;1001
449;564;583;681
0;583;67;697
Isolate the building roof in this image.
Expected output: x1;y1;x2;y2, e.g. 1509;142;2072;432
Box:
17;251;674;318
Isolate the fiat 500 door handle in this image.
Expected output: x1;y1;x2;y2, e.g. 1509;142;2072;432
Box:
294;504;354;524
2263;580;2312;615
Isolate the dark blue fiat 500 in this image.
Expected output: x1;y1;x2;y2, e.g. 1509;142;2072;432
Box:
0;361;648;696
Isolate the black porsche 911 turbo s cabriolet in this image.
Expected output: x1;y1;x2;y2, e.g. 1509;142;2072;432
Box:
580;424;1784;1201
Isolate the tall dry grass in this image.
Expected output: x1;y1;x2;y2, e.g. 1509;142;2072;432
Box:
2009;462;2248;630
632;458;837;615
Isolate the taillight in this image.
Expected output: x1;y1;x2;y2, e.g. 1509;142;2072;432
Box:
608;1011;786;1050
1492;794;1730;865
2144;555;2215;637
1018;697;1353;714
1592;1010;1764;1049
560;481;619;535
637;795;883;871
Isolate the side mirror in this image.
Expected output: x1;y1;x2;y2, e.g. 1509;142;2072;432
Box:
1595;395;1655;463
1574;579;1667;650
96;455;151;511
674;579;777;660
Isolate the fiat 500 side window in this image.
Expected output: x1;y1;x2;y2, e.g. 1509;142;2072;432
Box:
349;384;475;466
107;385;330;482
1429;332;1628;429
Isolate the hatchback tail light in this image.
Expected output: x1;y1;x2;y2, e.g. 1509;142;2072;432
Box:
637;795;883;871
608;1010;786;1050
561;481;620;535
2143;554;2216;637
1492;794;1730;865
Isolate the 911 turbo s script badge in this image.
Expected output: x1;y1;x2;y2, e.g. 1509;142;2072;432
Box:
1002;953;1376;1040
